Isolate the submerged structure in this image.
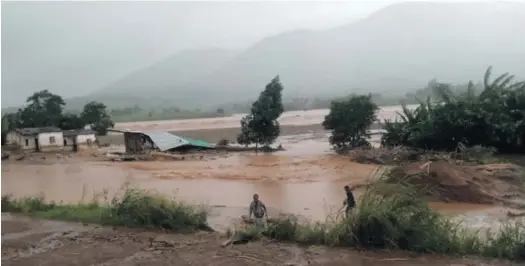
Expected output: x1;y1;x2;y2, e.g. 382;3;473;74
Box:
108;129;215;153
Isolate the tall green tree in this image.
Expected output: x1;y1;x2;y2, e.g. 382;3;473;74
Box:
322;94;378;150
81;101;114;135
17;90;66;127
91;117;115;136
237;76;284;149
58;113;85;130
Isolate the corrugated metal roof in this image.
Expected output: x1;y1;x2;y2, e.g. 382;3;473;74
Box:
63;129;96;136
142;132;189;152
112;129;216;151
181;137;216;148
15;127;62;136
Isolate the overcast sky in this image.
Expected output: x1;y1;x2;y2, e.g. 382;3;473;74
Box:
1;0;520;107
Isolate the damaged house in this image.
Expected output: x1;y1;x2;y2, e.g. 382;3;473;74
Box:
109;130;215;153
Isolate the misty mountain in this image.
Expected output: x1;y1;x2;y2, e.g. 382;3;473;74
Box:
96;48;239;95
93;2;525;108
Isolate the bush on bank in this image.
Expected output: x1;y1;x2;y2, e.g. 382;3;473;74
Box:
381;67;525;154
235;176;525;261
1;188;210;232
3;184;524;261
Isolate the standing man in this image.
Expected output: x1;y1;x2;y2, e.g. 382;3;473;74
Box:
343;185;356;217
249;194;268;228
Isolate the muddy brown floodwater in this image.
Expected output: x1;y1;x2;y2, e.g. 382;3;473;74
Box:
2;105;522;265
1;132;514;233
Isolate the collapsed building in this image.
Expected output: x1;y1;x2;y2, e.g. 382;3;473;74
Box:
108;129;215;154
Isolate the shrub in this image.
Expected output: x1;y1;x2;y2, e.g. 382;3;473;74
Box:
255;172;525;261
381;67;525;154
322;94;378;151
108;189;209;231
1;188;209;232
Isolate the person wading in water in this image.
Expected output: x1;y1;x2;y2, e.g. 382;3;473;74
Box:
249;194;268;228
343;185;356;217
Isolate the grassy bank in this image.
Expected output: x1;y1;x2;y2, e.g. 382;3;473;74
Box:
1;188;210;232
235;179;525;261
3;183;524;261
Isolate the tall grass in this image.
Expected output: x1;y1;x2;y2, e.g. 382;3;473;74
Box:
1;188;210;232
236;176;525;261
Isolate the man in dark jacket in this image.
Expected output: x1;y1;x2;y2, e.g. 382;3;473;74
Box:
343;185;356;217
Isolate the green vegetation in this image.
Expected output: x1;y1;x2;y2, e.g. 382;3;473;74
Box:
381;67;525;154
234;175;525;261
1;90;114;143
3;174;524;261
1;188;209;232
322;94;378;150
237;76;284;149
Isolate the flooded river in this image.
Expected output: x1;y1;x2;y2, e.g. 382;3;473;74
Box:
2;105;521;234
114;104;418;132
2;135;513;233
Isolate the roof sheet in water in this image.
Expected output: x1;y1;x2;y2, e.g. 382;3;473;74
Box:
141;132;188;152
142;132;215;151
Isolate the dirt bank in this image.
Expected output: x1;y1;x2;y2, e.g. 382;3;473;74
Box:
389;161;525;208
1;214;517;266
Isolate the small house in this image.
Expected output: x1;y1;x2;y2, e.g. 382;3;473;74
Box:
63;129;97;151
7;127;64;152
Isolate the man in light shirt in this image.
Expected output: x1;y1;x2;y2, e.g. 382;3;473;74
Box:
249;193;268;228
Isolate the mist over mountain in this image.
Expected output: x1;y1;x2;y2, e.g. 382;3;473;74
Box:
97;49;240;96
87;1;525;109
3;1;525;112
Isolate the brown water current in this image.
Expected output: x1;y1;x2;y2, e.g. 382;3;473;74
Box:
114;104;418;132
3;106;523;235
2;135;514;234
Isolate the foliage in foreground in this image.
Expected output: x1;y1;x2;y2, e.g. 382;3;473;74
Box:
381;66;525;153
237;76;284;149
235;178;525;261
322;94;378;150
1;188;209;232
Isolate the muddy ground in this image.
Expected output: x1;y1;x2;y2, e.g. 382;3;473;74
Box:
1;214;519;266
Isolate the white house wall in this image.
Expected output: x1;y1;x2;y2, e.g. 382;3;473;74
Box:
6;132;18;145
22;136;37;150
76;134;96;144
38;132;64;151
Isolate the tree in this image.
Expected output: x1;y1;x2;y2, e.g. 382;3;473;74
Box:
17;90;66;127
81;101;114;135
216;108;225;115
91;117;115;136
237;115;254;147
237;76;284;149
1;113;18;145
322;94;378;150
81;101;108;124
58;113;85;130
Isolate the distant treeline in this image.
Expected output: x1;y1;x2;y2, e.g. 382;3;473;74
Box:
95;79;484;122
1;79;483;124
